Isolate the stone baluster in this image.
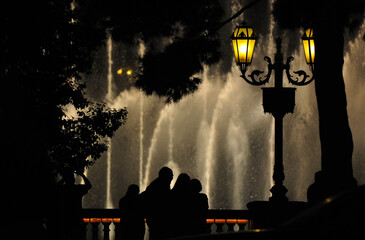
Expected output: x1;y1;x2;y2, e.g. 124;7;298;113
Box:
113;218;121;240
102;219;112;240
206;219;214;233
214;219;225;233
82;218;90;240
237;219;248;231
90;218;101;240
226;219;237;232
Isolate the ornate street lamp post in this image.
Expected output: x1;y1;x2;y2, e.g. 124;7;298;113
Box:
231;25;315;202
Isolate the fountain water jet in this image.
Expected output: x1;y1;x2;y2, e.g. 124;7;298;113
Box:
141;104;172;190
105;35;113;209
139;95;144;189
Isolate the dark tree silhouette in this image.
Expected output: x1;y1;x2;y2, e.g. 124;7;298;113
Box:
273;0;365;201
1;1;126;238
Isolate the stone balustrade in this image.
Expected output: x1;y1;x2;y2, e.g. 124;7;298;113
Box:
81;209;251;240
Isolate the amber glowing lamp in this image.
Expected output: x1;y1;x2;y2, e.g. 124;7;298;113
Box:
231;25;257;71
301;28;315;68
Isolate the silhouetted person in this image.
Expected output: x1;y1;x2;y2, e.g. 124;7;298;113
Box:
189;178;209;235
169;173;191;237
140;167;173;240
58;170;92;240
119;184;145;240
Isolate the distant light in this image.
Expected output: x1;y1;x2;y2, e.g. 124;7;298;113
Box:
117;68;123;75
215;219;226;224
226;219;237;224
101;218;113;223
89;218;101;223
237;219;248;224
84;218;121;223
206;219;214;224
126;69;133;76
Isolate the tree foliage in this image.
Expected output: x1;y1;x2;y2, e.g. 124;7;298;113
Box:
51;103;127;173
75;0;225;103
1;1;127;175
133;1;224;103
272;0;365;35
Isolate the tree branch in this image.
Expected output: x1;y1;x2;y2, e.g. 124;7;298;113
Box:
216;0;263;30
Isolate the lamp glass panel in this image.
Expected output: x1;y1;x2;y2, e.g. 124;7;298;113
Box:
238;39;248;63
309;39;315;63
303;39;310;64
306;28;313;37
302;39;315;64
247;39;256;63
232;39;240;63
302;29;315;64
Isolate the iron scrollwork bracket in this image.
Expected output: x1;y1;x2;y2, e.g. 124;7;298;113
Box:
285;57;315;86
240;56;273;86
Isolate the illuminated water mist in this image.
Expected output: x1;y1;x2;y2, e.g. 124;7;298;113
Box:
84;18;365;210
85;63;276;209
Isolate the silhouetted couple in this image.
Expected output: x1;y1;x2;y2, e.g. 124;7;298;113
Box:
119;167;208;240
168;173;209;238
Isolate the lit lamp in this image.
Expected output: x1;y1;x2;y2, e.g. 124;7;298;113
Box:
301;28;315;71
117;68;123;75
231;25;257;71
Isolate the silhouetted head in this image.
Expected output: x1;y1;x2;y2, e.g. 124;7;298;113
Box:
158;167;173;183
126;184;140;197
173;173;191;192
190;178;202;193
63;170;75;186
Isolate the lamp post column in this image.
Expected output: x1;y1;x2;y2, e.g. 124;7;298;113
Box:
262;38;291;202
273;40;284;192
270;111;287;202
